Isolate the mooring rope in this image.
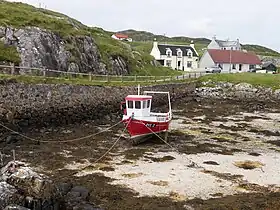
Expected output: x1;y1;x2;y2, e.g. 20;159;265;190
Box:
54;118;132;181
0;120;123;143
135;120;202;168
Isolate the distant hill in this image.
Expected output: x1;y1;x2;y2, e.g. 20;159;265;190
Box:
119;29;280;57
0;0;181;76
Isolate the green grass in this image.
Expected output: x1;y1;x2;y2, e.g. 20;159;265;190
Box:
0;0;179;76
198;73;280;89
0;73;190;86
0;40;21;63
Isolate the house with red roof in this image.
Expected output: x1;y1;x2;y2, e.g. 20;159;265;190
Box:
111;33;132;42
199;37;261;72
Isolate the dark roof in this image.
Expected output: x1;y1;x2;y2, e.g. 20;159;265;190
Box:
158;44;198;57
207;49;261;65
262;62;276;68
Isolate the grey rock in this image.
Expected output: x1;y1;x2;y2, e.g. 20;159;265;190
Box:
70;186;90;199
4;205;30;210
57;182;73;196
234;83;253;91
0;26;130;75
0;82;195;128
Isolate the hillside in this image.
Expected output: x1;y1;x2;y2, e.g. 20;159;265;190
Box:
0;0;179;76
120;29;280;57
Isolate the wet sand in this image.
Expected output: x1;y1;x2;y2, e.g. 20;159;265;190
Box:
1;99;280;210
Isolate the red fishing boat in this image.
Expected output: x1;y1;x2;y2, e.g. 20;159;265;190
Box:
121;85;172;145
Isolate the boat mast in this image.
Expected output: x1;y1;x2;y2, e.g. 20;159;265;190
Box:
137;84;140;95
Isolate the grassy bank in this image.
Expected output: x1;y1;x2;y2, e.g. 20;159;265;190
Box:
198;73;280;89
0;74;191;86
0;1;179;76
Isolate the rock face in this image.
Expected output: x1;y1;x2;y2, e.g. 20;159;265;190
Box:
0;161;102;210
0;161;60;210
196;81;280;101
0;26;129;75
259;55;280;66
0;81;196;129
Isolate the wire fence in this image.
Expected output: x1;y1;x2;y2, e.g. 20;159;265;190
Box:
0;64;208;83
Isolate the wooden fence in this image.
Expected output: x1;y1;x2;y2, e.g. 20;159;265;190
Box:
0;64;208;83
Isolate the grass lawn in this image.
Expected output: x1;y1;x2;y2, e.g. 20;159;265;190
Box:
198;73;280;89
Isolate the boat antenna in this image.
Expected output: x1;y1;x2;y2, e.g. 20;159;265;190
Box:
137;84;140;95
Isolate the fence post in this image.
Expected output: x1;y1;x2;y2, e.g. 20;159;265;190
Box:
43;67;46;77
121;75;123;83
106;74;109;82
170;76;172;81
134;75;137;82
89;73;92;81
11;63;15;75
154;76;156;82
195;72;197;78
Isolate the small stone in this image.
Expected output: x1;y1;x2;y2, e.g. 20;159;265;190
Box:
4;205;30;210
70;186;90;199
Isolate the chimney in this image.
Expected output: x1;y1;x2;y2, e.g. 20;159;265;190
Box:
153;38;158;47
190;40;194;49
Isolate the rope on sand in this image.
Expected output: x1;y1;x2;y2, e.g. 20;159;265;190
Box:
0;120;123;143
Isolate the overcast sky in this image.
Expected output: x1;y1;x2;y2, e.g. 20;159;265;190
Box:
9;0;280;51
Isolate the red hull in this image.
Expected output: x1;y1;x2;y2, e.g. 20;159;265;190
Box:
123;118;170;139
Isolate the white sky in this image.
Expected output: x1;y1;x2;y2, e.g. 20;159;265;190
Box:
7;0;280;51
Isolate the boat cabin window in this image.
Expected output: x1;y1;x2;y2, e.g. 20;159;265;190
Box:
135;101;141;109
143;101;147;108
147;100;151;108
128;101;133;108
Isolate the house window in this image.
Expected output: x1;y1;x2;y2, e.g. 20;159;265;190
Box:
232;64;236;69
166;49;172;57
187;61;192;68
166;60;172;67
249;64;255;70
177;50;182;57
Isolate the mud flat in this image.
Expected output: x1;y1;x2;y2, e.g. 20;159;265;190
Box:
1;97;280;209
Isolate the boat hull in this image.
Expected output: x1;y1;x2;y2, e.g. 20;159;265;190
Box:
122;118;170;144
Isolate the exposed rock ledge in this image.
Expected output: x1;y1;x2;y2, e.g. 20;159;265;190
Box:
0;81;196;130
196;81;280;101
0;26;129;75
0;161;102;210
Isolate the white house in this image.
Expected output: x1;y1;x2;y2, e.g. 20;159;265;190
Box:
208;36;242;51
199;49;262;72
150;40;199;71
111;33;132;42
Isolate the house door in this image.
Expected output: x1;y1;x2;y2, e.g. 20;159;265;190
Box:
239;64;242;71
178;61;181;69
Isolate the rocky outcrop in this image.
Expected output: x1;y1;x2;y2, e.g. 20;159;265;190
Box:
196;81;280;101
0;81;195;129
0;26;129;75
259;55;280;66
0;161;102;210
0;161;60;209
